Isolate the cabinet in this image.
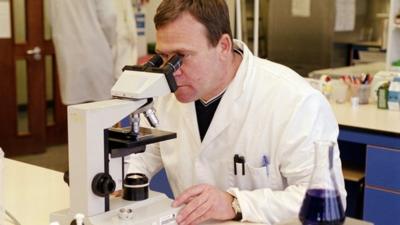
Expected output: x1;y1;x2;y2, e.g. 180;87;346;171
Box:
387;0;400;70
267;0;335;76
364;145;400;225
331;101;400;224
338;128;400;225
363;188;400;225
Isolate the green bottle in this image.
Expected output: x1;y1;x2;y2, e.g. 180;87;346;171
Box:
377;82;390;109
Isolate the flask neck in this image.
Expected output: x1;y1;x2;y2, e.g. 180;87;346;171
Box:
309;141;337;191
313;141;334;170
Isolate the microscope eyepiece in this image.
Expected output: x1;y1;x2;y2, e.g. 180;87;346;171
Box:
163;55;182;73
143;54;164;68
157;54;181;93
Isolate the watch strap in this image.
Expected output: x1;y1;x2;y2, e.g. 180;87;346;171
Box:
231;196;242;221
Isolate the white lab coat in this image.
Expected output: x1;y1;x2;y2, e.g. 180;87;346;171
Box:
112;0;138;80
128;40;347;224
50;0;138;104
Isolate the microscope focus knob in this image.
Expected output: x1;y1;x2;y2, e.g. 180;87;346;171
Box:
91;173;116;197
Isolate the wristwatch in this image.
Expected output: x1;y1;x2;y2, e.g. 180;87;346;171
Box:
231;196;242;221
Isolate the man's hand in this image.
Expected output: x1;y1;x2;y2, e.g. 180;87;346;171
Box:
172;184;236;225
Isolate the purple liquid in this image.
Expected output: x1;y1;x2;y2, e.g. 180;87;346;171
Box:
299;189;345;225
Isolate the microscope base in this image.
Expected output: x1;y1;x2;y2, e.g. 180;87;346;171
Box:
51;191;179;225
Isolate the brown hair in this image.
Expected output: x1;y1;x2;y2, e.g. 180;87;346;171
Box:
154;0;233;47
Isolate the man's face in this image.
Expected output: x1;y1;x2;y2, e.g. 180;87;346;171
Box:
156;12;223;103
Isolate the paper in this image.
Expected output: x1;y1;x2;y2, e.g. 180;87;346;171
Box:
291;0;311;17
334;0;356;31
0;0;11;38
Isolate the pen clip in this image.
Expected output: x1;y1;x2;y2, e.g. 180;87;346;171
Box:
240;156;245;175
234;154;245;176
234;154;239;175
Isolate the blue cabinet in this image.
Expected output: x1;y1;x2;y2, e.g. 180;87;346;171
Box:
363;145;400;225
366;146;400;191
363;188;400;225
338;126;400;224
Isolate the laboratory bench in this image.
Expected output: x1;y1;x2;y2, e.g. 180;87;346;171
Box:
330;101;400;225
2;158;372;225
308;62;385;79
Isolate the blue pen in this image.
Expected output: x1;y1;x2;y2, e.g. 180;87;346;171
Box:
262;155;269;175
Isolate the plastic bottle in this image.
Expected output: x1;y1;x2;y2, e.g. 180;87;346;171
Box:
377;82;390;109
388;76;400;111
320;75;332;100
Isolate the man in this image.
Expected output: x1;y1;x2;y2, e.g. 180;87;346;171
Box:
50;0;117;104
51;0;143;105
128;0;346;224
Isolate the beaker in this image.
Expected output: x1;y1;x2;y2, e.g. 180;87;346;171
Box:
299;141;345;225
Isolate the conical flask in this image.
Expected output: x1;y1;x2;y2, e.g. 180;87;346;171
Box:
299;141;345;225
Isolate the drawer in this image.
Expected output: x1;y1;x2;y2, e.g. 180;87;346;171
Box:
366;145;400;190
363;187;400;225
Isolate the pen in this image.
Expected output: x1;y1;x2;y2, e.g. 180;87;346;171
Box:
262;155;269;175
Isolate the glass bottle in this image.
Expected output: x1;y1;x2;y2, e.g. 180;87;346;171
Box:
299;141;345;225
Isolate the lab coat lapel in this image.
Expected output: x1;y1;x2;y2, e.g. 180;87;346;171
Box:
200;92;240;150
201;42;252;150
182;102;202;149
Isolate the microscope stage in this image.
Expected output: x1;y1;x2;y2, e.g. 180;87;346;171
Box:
107;127;177;157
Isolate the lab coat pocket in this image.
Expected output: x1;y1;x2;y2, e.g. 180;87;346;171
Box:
246;163;279;189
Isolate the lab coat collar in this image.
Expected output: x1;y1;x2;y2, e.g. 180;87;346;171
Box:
200;40;254;150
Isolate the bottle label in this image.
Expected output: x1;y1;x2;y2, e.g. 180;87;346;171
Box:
377;88;388;109
388;91;399;102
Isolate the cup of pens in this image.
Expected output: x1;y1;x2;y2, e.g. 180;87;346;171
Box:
358;84;371;104
332;80;348;104
342;74;373;106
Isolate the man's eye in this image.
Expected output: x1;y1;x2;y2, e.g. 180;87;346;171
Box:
178;53;188;59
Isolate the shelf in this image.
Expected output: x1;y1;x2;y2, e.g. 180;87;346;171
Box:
343;165;365;183
342;161;365;183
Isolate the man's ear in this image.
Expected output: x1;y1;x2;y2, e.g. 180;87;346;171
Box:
216;34;233;59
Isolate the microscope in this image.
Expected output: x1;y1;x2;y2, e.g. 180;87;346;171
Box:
51;55;181;225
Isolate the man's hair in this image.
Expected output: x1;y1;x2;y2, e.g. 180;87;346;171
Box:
154;0;233;47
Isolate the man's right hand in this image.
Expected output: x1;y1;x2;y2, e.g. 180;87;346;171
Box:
172;184;236;225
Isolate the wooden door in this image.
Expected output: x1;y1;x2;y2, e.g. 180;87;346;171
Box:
0;0;67;156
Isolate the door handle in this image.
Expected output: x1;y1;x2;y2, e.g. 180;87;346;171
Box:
26;46;42;61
